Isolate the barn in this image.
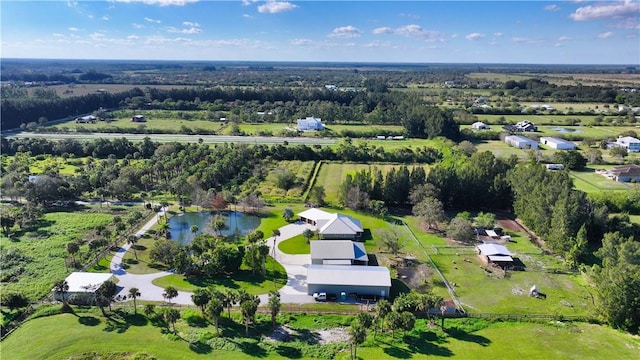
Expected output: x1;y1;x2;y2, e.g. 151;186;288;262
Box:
306;265;391;299
504;135;538;149
540;137;576;150
296;117;324;131
310;240;368;265
477;243;513;268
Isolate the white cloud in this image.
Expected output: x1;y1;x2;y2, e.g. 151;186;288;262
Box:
291;38;313;46
544;4;560;12
512;37;545;45
557;36;572;42
372;27;394;35
570;0;639;21
243;14;254;19
465;32;485;41
258;1;298;14
363;40;392;48
68;27;79;32
102;16;111;21
167;26;202;34
53;33;65;38
113;0;198;6
373;24;445;42
328;26;361;39
183;21;200;27
133;23;144;29
399;12;420;19
597;31;614;39
242;0;259;6
145;17;161;23
493;32;504;37
67;1;78;8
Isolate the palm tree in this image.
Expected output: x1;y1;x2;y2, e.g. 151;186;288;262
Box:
302;228;314;244
240;295;260;337
282;208;294;222
374;298;391;337
163;308;180;333
191;288;211;316
66;242;79;267
206;298;224;335
268;290;281;330
128;287;141;314
190;225;199;235
272;229;281;242
349;321;367;360
163;286;178;305
53;280;69;306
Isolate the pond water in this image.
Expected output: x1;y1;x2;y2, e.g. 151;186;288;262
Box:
551;127;583;133
168;211;261;246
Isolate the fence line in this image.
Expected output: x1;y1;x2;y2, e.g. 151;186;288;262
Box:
401;221;465;314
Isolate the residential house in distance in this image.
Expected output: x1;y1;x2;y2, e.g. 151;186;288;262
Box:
504;120;536;132
52;272;114;302
472;121;490;130
612;136;640;152
298;209;364;240
608;164;640;182
310;240;368;265
296;116;324;131
539;137;576;150
504;135;538;149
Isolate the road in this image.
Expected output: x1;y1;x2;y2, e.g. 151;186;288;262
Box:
5;132;337;146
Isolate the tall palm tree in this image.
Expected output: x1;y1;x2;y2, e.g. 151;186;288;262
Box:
66;242;79;267
163;286;178;305
127;235;139;260
53;280;69;306
128;287;141;314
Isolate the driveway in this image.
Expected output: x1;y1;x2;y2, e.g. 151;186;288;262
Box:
111;214;316;306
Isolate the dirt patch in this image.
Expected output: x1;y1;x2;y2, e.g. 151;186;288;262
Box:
397;264;433;291
497;219;521;233
265;326;348;345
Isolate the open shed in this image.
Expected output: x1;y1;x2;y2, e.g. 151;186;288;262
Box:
477;243;513;268
52;272;114;301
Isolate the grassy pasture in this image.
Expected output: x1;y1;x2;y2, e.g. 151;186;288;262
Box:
0;210;115;300
570;166;637;194
312;162;427;205
258;160;315;201
4;310;638;360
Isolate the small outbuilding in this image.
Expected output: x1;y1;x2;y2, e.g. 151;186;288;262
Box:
477;243;513;268
131;115;146;122
306;265;391;299
472;121;490;130
52;272;114;301
296;117;324;131
504;135;538;149
608;164;640;182
540;137;576;150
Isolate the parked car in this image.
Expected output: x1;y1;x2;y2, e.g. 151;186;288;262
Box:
313;292;327;301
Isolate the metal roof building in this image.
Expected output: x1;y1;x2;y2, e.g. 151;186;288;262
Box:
306;265;391;299
298;209;364;240
310;240;368;265
540;137;576;150
52;272;114;301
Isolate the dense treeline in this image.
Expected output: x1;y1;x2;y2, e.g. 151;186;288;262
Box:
1;88;144;130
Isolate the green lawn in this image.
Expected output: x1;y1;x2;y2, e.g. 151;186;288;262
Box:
570;166;636;194
278;234;311;254
4;311;638;360
151;256;287;295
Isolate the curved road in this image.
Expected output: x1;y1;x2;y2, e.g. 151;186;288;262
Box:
110;213;316;305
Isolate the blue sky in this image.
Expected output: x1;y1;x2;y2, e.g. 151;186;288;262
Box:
1;1;639;64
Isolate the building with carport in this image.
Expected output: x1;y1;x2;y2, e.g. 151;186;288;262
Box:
306;264;391;299
310;240;368;265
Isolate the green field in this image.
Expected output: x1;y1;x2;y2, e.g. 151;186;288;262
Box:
570;166;636;194
3;311;638;360
0;210;116;300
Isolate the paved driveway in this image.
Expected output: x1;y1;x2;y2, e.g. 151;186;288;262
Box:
111;214;316;306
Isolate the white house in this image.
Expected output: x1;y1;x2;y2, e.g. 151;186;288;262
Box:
539;137;576;150
296;117;324;131
613;136;640;152
298;209;364;240
52;272;114;301
472;121;490;130
504;135;538;149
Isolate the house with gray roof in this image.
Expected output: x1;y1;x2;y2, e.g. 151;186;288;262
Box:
306;264;391;299
298;209;364;240
310;240;368;265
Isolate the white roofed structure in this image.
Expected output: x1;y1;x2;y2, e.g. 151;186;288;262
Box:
310;240;368;265
53;272;114;301
477;243;514;265
306;265;391;298
298;209;364;240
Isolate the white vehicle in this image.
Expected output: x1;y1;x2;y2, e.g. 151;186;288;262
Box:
313;292;327;301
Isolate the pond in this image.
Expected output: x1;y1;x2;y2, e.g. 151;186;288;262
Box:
551;127;583;133
168;211;261;246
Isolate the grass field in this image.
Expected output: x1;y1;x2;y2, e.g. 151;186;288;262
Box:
570;166;636;193
313;162;428;205
278;234;311;254
3;310;638;360
0;210;116;300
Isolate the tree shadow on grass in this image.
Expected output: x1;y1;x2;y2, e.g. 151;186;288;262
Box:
404;333;454;357
232;339;268;358
123;313;149;327
103;316;130;333
275;345;302;358
444;328;491;347
383;346;412;359
189;341;212;354
78;316;100;326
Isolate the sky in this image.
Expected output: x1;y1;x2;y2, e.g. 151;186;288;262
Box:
1;0;639;64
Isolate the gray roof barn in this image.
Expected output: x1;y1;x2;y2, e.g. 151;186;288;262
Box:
310;240;368;265
306;264;391;298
